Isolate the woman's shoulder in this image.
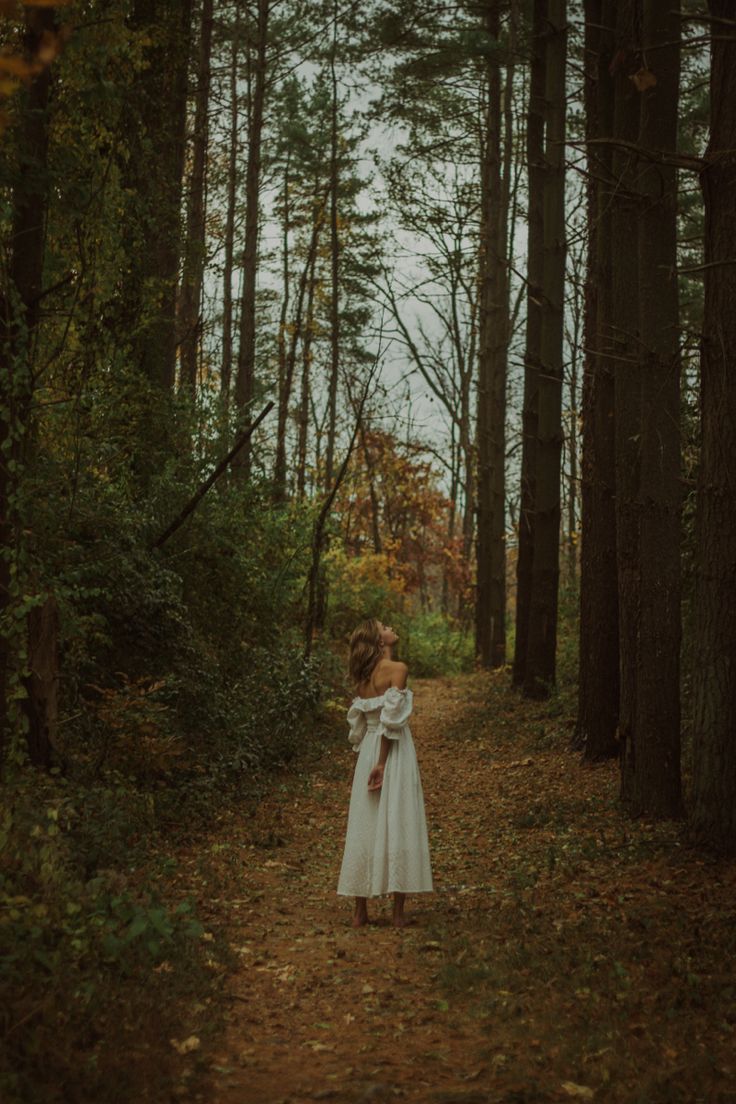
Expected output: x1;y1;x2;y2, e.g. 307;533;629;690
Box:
355;658;409;699
384;658;408;686
375;657;408;684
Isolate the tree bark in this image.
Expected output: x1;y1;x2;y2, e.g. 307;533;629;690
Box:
475;0;509;670
513;0;546;687
577;0;619;759
233;0;270;477
524;0;567;699
566;287;579;586
690;0;736;853
324;5;341;491
297;239;319;499
121;0;192;392
609;0;643;773
619;0;683;817
274;156;292;500
221;6;241;416
360;425;383;555
275;188;328;502
179;0;214;397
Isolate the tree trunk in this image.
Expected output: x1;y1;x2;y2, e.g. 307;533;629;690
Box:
567;291;579;586
524;0;567;699
461;413;475;580
274;157;292;501
445;428;459;615
304;378;374;659
297;240;319;499
121;0;192;392
179;0;214;397
609;0;643;772
514;0;546;687
619;0;683;817
475;0;508;669
576;0;620;759
690;0;736;853
233;0;269;477
324;5;340;491
488;0;517;664
275;189;328;502
360;425;383;555
0;5;57;763
221;7;241;416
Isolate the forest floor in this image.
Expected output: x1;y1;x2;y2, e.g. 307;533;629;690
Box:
169;671;736;1104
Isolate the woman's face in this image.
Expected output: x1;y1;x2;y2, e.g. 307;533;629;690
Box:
379;620;398;646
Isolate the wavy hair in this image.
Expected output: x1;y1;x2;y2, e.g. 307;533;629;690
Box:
348;618;384;690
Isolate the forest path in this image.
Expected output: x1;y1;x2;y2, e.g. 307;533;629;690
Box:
179;671;736;1104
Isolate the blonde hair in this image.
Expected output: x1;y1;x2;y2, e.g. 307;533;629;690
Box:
348;618;383;689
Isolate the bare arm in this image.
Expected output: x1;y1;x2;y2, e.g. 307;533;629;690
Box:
368;662;409;787
392;661;409;690
368;735;392;788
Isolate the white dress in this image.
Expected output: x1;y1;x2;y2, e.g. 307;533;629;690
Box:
336;686;434;898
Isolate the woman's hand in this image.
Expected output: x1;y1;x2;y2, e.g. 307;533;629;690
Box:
367;763;385;791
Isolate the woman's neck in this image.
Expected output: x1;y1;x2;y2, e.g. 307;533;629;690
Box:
381;643;393;661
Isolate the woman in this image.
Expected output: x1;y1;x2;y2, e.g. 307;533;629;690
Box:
336;617;433;927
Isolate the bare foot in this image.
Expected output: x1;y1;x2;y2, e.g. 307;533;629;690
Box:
352;911;369;928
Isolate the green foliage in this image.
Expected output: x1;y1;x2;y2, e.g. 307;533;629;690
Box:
324;544;408;644
20;394;325;788
0;369;328;1096
0;772;227;1104
323;545;474;680
395;609;475;678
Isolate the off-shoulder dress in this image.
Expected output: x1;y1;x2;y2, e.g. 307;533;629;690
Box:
336;686;433;898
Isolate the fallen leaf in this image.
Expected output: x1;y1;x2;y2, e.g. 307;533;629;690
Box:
170;1035;200;1055
561;1082;595;1100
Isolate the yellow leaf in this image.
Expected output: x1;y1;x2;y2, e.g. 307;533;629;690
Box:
561;1083;595;1100
0;54;24;78
170;1035;200;1055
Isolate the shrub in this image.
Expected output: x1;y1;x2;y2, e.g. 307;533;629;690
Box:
394;609;475;678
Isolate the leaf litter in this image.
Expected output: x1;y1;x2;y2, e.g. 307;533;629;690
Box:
169;671;736;1104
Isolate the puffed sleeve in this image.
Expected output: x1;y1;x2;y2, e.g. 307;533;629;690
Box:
347;702;367;753
377;686;413;741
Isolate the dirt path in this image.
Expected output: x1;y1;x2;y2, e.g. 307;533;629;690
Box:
174;671;736;1104
177;673;506;1104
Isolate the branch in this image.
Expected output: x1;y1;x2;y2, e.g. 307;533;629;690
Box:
570;136;704;172
303;355;379;659
677;258;736;276
151;402;275;550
